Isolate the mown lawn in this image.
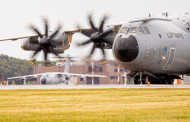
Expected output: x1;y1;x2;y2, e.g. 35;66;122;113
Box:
0;89;190;122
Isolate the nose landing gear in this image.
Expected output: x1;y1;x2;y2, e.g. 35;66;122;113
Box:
134;75;148;84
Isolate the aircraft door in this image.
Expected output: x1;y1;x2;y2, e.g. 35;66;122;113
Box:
163;48;176;70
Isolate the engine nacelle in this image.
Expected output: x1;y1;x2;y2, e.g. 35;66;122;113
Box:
21;37;40;51
40;78;46;85
80;75;86;81
21;33;71;53
32;75;38;81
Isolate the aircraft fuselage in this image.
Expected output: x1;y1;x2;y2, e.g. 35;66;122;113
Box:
113;16;190;75
40;72;69;85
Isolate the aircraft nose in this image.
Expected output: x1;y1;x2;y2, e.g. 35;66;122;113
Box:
113;35;139;62
41;78;46;85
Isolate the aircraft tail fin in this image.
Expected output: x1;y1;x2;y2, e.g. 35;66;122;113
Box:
64;56;71;73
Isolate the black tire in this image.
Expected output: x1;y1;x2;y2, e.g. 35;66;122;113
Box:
169;79;174;84
134;76;141;84
142;76;147;84
164;78;170;84
158;79;164;84
148;77;154;84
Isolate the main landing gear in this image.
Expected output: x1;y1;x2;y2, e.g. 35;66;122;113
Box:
134;75;175;84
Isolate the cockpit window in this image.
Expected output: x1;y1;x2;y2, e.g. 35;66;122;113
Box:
129;27;137;33
139;27;144;34
120;27;128;33
143;27;150;34
138;27;145;34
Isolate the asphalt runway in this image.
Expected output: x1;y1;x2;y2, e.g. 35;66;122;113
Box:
0;84;190;90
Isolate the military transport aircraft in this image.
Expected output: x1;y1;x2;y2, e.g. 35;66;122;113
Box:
72;12;190;84
2;12;190;84
7;56;106;85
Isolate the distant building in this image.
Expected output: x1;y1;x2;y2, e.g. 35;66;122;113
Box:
34;60;133;85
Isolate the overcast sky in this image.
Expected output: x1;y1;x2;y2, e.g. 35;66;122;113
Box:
0;0;189;61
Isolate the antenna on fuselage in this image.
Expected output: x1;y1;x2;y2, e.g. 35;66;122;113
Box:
64;55;71;73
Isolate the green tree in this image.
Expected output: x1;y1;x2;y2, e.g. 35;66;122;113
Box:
0;54;56;81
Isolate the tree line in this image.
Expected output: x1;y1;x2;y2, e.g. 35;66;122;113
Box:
0;54;56;82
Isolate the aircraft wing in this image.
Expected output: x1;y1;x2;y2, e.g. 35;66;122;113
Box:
82;74;107;77
58;73;107;77
64;21;125;34
0;34;44;41
0;21;125;41
7;74;42;80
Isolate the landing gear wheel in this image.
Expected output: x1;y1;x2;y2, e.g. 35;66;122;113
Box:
164;79;169;84
158;79;164;84
134;76;141;84
142;76;147;84
169;79;174;84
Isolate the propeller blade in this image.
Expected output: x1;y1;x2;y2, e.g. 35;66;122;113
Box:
30;25;43;38
43;48;48;61
33;47;42;57
83;43;97;63
43;18;48;38
77;24;93;37
88;14;98;32
49;45;58;56
99;15;107;33
81;30;93;38
90;43;97;56
100;42;105;56
99;42;108;65
76;39;91;46
101;29;113;37
49;25;61;40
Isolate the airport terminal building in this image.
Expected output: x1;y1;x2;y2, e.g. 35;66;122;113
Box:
34;60;133;85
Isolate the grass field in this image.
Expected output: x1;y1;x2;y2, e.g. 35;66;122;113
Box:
0;89;190;122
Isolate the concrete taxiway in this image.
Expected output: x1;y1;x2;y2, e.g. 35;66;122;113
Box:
0;85;190;90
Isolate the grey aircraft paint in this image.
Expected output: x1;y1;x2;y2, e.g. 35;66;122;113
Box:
112;15;190;75
40;56;72;85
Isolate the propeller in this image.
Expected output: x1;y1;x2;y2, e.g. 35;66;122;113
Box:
75;13;113;65
28;17;62;66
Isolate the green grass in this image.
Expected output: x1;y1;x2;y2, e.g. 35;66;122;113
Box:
0;89;190;122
